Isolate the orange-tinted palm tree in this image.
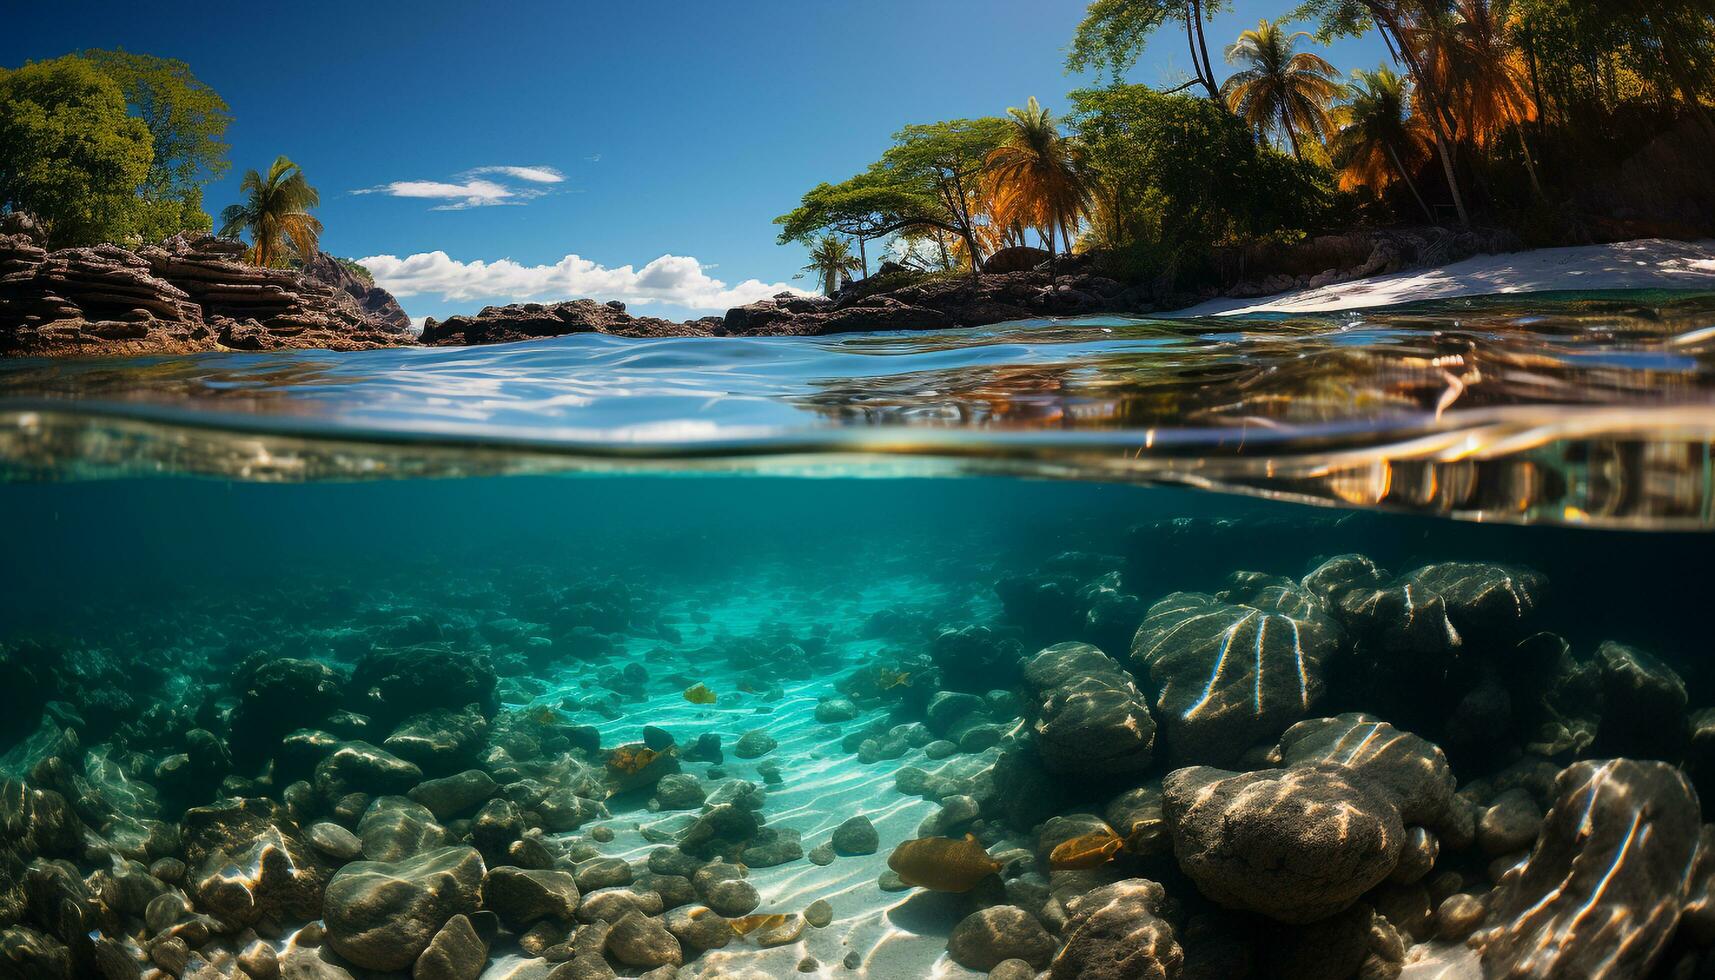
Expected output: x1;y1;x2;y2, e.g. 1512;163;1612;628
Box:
217;156;321;267
1414;0;1544;198
1331;67;1437;223
1221;19;1345;160
984;97;1091;276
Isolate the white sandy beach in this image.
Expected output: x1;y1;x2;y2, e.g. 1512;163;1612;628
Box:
1167;238;1715;318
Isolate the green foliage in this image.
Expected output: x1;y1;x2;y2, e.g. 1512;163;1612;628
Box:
774;172;937;245
0;56;154;248
801;233;863;296
83;48;231;238
332;256;374;285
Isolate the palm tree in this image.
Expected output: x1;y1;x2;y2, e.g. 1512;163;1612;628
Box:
1330;67;1437;224
218;156;322;268
983;97;1091;278
802;234;862;296
1222;19;1345;160
1415;0;1544;198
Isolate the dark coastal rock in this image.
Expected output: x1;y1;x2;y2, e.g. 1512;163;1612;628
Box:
421;298;711;345
1475;759;1702;978
322;845;486;972
946;905;1055;971
1021;642;1155;780
0;225;414;356
831;815;879;856
301;250;412;334
1051;879;1183;980
1270;713;1459;836
1132;577;1341;765
1162;764;1405;923
384;705;489;773
408;769;498;820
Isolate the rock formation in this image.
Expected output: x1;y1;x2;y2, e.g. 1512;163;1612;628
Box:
0;214;415;356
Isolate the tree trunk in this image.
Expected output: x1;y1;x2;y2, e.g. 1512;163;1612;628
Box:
1373;10;1470;227
1192;0;1218;100
1186;3;1218;101
1281;105;1303;160
857;237;868;279
1388;143;1437;225
1516;127;1545;203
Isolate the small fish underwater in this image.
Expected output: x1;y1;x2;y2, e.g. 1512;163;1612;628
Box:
4;297;1715;979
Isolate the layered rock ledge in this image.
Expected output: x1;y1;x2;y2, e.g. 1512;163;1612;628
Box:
0;214;416;357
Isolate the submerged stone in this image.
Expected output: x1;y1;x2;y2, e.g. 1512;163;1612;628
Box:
1133;578;1341;766
1022;642;1155;780
322;845;485;972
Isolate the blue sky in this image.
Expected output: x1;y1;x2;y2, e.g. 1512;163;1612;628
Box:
7;1;1386;321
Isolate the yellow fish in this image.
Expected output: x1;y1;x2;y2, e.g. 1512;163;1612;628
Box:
1048;828;1126;871
877;668;913;690
684;683;718;705
527;706;558;725
887;834;1002;892
728;913;789;936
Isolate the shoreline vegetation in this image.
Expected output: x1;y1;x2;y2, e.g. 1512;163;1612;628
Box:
4;3;1715;355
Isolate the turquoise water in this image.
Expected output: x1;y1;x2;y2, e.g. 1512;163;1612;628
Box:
4;298;1715;979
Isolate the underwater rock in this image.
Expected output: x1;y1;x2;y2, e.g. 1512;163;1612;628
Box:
996;572;1088;646
1476;788;1542;857
385;706;489;773
733;730;777;759
229;656;347;764
181;797;330;925
351;647;498;726
678;803;760;857
947;905;1055;971
831;815;879;855
1021;642;1156;780
486;866;580;927
1475;759;1701;979
740;826;803;867
0;924;72;978
357;795;449;862
814;698;859;723
307;821;362;862
408;769;497;820
1050;878;1183;980
1270;714;1459;837
1103;784;1169;858
1163;764;1404;923
664;905;737;952
1133;577;1341;766
651;773;706;811
322;844;486;972
314;741;423;800
1395;562;1545;639
1594;640;1689;758
0;779;82;858
929;626;1026;694
535;788;608;833
605;910;682;968
991;747;1065;832
414;912;488;980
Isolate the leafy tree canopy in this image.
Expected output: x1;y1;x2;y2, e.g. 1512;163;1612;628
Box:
0;56;154;249
774;170;940;246
83;48;232;238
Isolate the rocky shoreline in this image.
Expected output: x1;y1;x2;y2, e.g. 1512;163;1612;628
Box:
3;220;1523;357
0;214;415;358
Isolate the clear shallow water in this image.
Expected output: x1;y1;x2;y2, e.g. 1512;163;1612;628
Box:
3;297;1715;979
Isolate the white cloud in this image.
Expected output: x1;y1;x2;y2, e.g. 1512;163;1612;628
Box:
354;178;519;210
466;165;565;183
358;250;810;312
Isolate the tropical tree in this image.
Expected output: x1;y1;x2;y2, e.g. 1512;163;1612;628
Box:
873;118;1013;279
1295;0;1474;226
1330;67;1437;222
801;234;862;296
1222;19;1345;160
218;156;321;268
1410;0;1544;196
83;49;231;238
0;56;154;248
983;97;1091;274
1069;0;1235;101
775;171;940;278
